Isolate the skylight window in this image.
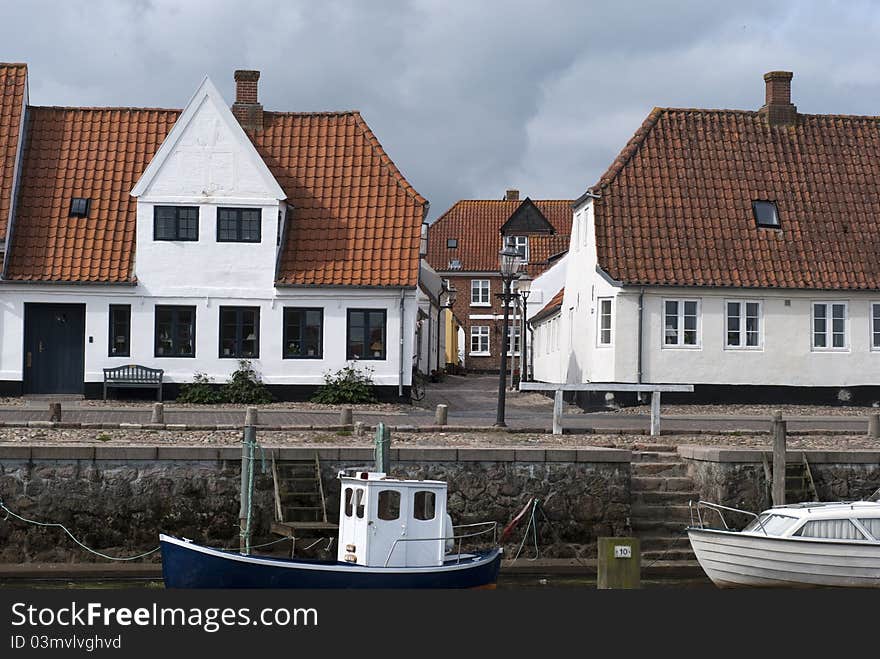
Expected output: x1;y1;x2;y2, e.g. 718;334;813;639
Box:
447;238;458;249
69;197;90;218
752;200;780;228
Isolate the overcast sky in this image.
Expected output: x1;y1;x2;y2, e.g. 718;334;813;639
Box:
3;0;879;220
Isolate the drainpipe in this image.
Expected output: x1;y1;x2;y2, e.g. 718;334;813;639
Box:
399;289;406;399
637;288;645;397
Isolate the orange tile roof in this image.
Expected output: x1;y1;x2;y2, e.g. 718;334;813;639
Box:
5;107;179;282
0;63;27;242
532;287;564;323
426;199;572;275
255;112;427;287
0;76;426;285
591;108;880;290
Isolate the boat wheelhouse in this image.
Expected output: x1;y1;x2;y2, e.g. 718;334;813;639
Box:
687;500;880;588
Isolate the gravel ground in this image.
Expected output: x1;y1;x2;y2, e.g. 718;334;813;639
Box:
78;399;407;413
602;403;880;417
1;427;877;449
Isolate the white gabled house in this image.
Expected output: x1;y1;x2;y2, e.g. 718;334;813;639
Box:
0;64;427;401
535;71;880;404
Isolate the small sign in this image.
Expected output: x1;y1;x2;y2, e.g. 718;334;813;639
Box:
614;545;632;559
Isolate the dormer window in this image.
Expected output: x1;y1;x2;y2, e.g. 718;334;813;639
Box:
506;235;529;261
752;200;780;229
69;197;90;218
447;238;458;249
448;259;461;270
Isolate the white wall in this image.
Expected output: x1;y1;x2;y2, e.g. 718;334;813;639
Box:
531;311;564;382
0;286;417;387
527;253;567;320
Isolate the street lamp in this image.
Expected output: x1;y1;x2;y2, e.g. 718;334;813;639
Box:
436;283;456;378
495;245;522;427
517;274;532;383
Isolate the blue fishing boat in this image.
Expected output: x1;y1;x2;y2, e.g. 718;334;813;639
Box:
161;470;502;588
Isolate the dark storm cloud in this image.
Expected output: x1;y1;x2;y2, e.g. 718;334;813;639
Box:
3;1;879;219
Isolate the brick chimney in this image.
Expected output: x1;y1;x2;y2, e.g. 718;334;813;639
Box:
504;189;520;201
759;71;797;126
232;69;263;132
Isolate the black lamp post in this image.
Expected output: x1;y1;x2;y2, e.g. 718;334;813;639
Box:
495;245;522;427
518;274;532;383
435;284;456;379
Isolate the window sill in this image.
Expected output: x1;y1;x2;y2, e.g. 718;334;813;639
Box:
723;346;764;351
469;352;491;357
810;348;850;353
660;345;702;350
470;303;492;308
283;355;324;360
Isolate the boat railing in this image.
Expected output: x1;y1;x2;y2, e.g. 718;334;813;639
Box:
689;500;768;535
383;521;498;567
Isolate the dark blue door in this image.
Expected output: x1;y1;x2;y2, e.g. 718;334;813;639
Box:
23;304;86;394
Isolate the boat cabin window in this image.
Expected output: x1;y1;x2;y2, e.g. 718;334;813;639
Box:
743;513;797;535
794;519;866;541
344;488;353;517
378;490;401;521
413;491;436;521
858;518;880;540
355;489;365;519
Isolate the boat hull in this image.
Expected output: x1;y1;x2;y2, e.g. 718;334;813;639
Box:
687;528;880;588
160;535;502;589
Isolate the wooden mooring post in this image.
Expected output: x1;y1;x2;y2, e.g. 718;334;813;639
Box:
239;424;257;555
597;537;640;589
48;402;61;422
772;411;787;507
375;422;391;473
869;413;880;439
552;390;563;435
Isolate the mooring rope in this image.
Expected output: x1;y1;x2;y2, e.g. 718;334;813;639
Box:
0;499;160;561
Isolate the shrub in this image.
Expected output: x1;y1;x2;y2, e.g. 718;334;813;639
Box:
222;360;274;404
177;372;224;404
311;363;377;404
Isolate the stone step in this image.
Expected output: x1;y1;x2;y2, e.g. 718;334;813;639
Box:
632;504;694;521
630;520;690;534
642;548;696;562
631;476;695;492
638;535;692;551
633;444;677;453
633;490;700;505
632;462;689;477
632;451;680;462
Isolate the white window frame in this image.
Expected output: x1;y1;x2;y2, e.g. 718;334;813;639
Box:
871;302;880;352
470;279;491;307
506;324;521;356
507;235;529;262
597;297;613;347
469;325;490;356
812;301;849;351
662;298;701;349
724;299;763;350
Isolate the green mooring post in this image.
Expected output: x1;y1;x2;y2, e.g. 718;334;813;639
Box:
597;537;640;589
375;422;391;473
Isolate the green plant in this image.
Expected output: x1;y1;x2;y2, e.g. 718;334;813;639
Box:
222;360;273;404
311;363;377;404
96;432;112;442
177;372;224;404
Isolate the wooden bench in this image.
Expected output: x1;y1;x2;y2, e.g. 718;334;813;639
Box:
519;382;694;436
103;365;164;401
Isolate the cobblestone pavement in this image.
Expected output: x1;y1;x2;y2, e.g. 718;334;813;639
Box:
0;375;877;434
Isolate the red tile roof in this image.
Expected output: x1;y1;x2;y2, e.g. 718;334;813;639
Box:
0;68;426;286
426;199;572;275
591;108;880;290
0;63;27;242
5;107;179;282
532;287;564;324
255;112;426;287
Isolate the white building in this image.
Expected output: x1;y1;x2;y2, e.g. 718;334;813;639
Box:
0;64;427;401
535;71;880;404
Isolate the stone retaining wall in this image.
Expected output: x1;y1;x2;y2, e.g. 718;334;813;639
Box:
680;446;880;527
0;445;631;563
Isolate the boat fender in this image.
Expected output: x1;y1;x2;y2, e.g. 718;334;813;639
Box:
445;513;455;553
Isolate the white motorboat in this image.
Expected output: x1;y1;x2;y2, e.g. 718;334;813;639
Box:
687;499;880;588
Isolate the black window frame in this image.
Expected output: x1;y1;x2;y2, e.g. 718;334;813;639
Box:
154;206;199;241
446;238;458;249
154;305;197;358
219;306;261;359
346;308;387;361
283;307;324;359
108;304;131;357
217;207;262;243
70;197;90;218
752;200;781;229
